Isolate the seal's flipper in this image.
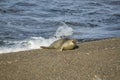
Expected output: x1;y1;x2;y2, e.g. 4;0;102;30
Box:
59;46;63;51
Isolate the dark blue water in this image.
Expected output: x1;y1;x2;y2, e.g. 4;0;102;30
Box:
0;0;120;53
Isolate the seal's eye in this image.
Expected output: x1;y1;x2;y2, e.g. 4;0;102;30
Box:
72;40;76;43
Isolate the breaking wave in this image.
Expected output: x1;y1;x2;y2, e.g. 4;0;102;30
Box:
0;23;73;53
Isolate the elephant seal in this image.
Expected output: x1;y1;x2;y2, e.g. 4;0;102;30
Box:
40;38;78;51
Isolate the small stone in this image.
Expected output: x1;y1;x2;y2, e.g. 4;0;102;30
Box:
14;60;18;62
7;61;12;64
111;47;115;49
86;53;90;55
105;48;108;50
93;75;102;80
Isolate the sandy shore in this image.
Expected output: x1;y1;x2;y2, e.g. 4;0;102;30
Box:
0;38;120;80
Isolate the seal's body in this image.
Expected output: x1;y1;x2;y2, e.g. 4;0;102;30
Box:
41;39;77;51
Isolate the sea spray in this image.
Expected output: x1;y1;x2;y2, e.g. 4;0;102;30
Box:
54;22;73;38
0;23;73;53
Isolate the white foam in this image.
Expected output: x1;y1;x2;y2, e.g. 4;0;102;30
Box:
54;22;73;38
0;23;73;53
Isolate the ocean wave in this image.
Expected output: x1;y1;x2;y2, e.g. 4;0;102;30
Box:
0;23;73;53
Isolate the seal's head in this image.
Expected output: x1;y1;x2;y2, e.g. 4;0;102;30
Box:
71;39;78;44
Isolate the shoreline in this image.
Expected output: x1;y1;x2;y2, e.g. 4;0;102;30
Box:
0;38;120;80
0;37;116;54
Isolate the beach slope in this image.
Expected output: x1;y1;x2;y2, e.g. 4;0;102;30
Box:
0;38;120;80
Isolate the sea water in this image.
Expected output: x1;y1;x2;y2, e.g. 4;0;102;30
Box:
0;0;120;53
0;24;73;53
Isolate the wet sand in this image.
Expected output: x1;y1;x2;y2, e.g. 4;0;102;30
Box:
0;38;120;80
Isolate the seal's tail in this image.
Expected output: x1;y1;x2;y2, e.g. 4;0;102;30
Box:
40;46;52;49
